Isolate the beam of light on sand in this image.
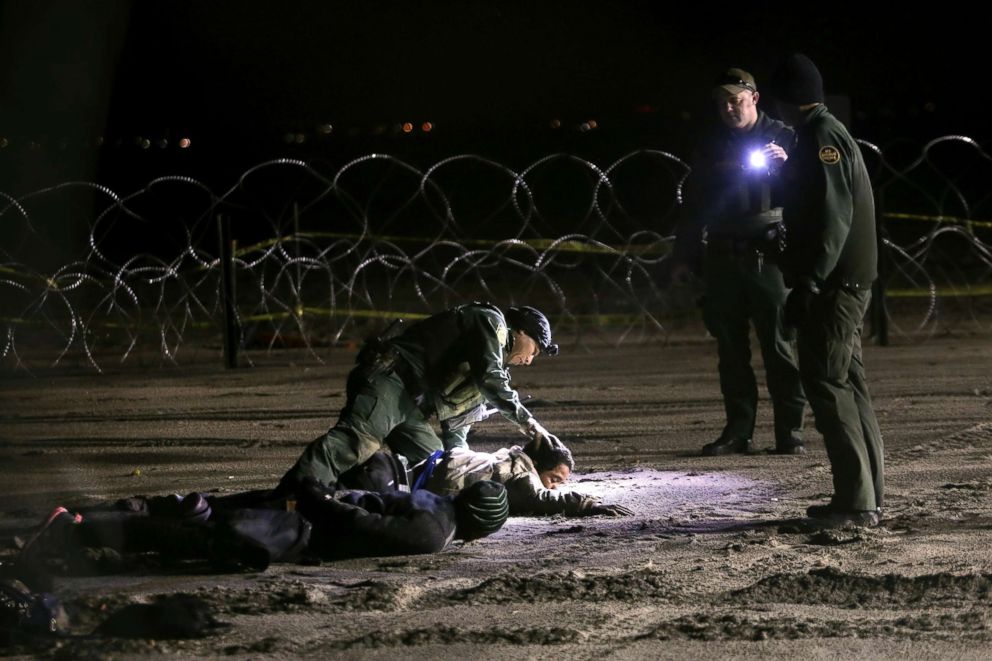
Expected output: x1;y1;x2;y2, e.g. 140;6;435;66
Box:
497;468;780;539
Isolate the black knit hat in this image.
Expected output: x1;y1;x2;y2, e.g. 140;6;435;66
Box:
454;480;509;540
769;53;825;105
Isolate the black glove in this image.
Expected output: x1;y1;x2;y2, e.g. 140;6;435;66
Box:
784;282;819;328
585;503;634;517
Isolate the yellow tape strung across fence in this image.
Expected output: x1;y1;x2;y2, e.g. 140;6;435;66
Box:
221;308;664;326
885;284;992;298
883;212;992;229
3;282;990;335
235;232;672;257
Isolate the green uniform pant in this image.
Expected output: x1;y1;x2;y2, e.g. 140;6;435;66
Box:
702;249;806;445
796;288;884;511
279;366;443;489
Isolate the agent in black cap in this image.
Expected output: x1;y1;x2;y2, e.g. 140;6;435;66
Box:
767;53;884;528
278;303;562;493
670;66;807;458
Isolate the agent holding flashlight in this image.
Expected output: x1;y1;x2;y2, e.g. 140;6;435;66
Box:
670;67;807;458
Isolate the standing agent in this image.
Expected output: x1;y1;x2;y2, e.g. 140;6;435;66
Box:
672;67;806;456
768;54;884;527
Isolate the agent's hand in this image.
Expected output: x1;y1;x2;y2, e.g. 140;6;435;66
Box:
587;503;634;517
784;285;817;327
762;142;788;165
521;417;552;442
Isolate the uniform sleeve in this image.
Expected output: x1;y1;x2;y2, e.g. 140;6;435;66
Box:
799;129;855;285
463;308;532;425
504;473;600;517
441;424;470;451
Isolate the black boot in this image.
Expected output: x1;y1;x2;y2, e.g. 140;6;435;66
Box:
701;437;752;456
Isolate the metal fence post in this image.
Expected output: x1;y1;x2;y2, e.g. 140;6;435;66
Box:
873;195;889;346
217;213;239;368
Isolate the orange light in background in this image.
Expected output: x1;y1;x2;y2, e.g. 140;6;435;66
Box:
549;118;561;129
402;122;414;133
587;119;598;129
421;121;433;132
178;137;191;148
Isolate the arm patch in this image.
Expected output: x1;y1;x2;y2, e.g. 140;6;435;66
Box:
819;146;841;164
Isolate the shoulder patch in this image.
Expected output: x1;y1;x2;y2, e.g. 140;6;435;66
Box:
496;322;508;347
819;146;841;165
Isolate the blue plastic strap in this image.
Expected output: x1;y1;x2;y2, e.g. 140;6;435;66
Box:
411;450;445;492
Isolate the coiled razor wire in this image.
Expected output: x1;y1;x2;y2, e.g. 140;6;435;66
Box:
1;140;991;373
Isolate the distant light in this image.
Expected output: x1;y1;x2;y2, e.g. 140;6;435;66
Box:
924;101;936;113
140;138;151;149
178;137;191;148
294;133;306;144
421;121;433;132
95;136;104;147
156;138;168;149
283;132;296;144
402;122;413;133
549;118;561;129
0;137;8;148
579;122;590;132
633;104;656;114
748;150;767;169
587;119;598;129
318;123;333;135
372;125;386;136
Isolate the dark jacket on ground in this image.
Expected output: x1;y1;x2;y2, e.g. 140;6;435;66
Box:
298;488;457;559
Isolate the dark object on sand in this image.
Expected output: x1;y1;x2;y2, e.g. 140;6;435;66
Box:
96;594;229;639
0;578;70;640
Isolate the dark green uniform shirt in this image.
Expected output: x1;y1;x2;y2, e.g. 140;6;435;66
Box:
781;105;877;290
678;111;795;263
389;303;532;427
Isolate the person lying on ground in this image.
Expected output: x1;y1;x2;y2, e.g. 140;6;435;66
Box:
13;480;509;573
336;436;633;518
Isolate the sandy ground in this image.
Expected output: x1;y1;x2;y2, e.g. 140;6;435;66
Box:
2;329;992;659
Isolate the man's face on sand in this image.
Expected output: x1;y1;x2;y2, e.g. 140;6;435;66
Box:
539;463;571;489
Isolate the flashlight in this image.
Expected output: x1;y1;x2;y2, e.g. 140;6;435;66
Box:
748;149;767;170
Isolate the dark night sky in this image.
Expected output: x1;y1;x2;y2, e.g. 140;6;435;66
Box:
0;0;987;173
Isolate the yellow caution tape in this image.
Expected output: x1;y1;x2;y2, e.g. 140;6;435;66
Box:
235;232;673;257
883;212;992;229
885;284;992;298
